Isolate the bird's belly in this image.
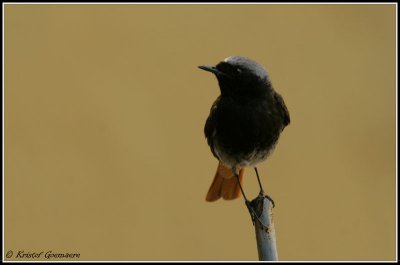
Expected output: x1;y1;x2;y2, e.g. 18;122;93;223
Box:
213;142;272;169
212;133;277;169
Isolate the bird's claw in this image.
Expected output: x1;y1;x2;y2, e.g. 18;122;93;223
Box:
264;194;275;208
245;200;256;225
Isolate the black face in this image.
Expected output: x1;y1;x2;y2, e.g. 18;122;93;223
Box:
215;61;244;79
199;56;271;98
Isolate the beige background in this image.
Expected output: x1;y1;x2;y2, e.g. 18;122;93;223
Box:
4;4;396;261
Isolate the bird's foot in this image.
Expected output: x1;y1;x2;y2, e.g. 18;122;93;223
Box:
245;199;256;225
257;189;275;208
264;194;275;208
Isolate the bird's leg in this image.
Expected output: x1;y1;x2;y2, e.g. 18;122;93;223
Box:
254;167;275;208
254;167;264;194
234;171;248;201
234;172;255;224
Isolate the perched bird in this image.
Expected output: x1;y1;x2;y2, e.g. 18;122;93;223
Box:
199;56;290;202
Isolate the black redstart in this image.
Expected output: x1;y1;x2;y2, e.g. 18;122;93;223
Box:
199;56;290;203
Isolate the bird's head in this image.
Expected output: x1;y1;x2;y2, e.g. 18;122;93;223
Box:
198;56;271;97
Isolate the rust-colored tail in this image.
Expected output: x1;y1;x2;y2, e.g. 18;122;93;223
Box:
206;162;244;202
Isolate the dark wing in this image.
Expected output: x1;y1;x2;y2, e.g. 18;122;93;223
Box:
204;97;220;159
274;92;290;127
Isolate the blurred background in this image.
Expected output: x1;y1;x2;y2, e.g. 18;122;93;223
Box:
4;4;396;261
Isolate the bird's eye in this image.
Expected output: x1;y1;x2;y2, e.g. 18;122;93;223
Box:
215;62;242;77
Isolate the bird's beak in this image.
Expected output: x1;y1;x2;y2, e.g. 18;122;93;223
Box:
198;65;221;75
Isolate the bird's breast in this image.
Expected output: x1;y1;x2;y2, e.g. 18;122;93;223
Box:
209;96;282;167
